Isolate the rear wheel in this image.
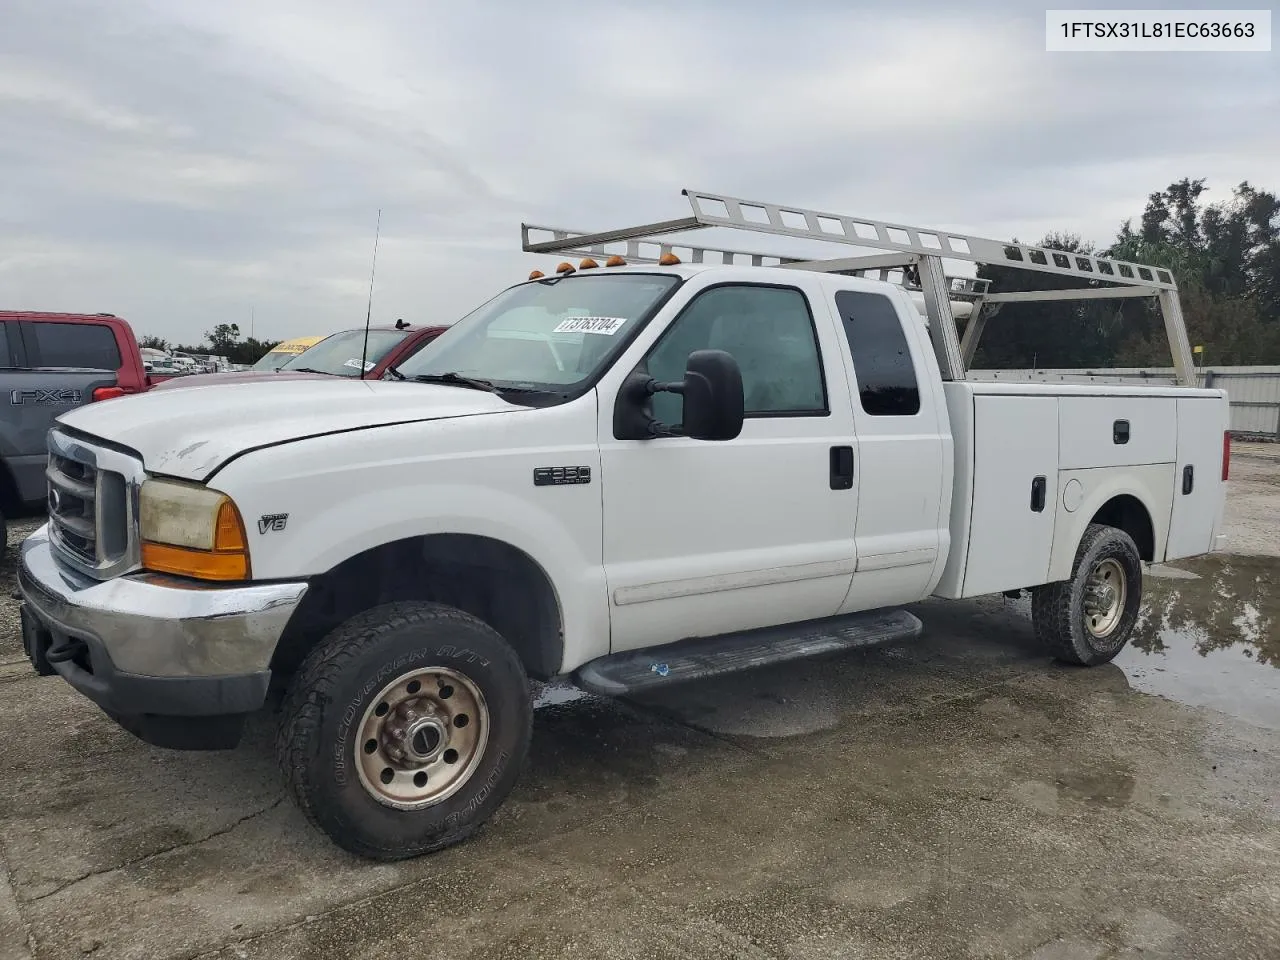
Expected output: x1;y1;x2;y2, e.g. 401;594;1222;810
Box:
1031;523;1143;666
277;602;532;860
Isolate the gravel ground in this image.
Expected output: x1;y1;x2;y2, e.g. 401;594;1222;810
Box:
1222;441;1280;557
0;517;43;663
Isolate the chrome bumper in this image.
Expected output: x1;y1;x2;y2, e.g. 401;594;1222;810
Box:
18;524;307;679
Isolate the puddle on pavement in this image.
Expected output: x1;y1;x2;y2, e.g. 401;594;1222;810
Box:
1118;553;1279;729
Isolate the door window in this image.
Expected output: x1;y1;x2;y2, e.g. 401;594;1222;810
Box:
644;284;828;425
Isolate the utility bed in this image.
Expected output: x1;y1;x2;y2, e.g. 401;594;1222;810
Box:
935;381;1229;599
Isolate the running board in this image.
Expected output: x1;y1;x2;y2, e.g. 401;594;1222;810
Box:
575;609;923;697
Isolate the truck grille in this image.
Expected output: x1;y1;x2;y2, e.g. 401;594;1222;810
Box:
46;429;142;579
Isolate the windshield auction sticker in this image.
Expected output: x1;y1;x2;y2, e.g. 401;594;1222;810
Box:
553;316;628;335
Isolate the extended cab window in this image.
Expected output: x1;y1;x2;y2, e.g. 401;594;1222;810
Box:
29;322;121;370
834;290;920;417
646;284;827;424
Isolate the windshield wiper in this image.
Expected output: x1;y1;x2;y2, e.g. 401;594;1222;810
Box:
287;367;330;375
385;365;406;381
411;372;500;393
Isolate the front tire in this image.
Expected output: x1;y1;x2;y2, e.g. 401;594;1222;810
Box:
1031;523;1143;666
277;602;532;860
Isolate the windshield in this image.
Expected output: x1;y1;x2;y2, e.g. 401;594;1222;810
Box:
278;329;409;376
395;273;681;393
253;349;301;371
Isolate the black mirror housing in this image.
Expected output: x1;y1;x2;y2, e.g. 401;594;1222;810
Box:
612;349;745;442
681;349;744;441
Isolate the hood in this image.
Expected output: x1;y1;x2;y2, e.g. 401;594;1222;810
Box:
59;378;520;481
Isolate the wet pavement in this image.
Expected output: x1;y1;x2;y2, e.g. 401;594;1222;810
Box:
1122;555;1278;730
0;450;1277;960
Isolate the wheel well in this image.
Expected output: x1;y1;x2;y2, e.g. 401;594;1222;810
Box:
271;535;564;681
1089;495;1155;561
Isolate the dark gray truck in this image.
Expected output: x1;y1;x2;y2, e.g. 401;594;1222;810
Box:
0;312;150;552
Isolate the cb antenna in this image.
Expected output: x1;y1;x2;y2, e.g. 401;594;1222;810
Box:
358;208;383;379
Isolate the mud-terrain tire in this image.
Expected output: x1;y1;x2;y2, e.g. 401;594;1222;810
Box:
1031;523;1143;666
277;602;532;860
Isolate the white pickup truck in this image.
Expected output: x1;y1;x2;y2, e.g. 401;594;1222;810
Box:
20;190;1229;861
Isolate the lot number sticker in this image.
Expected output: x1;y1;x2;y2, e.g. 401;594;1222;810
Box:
552;316;628;335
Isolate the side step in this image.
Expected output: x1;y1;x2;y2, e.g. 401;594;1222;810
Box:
575;608;922;697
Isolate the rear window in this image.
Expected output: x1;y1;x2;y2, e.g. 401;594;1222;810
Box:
31;321;121;370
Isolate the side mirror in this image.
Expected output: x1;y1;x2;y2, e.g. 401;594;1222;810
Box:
680;349;744;441
613;348;745;441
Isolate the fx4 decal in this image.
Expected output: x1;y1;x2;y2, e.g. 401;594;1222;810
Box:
10;388;82;405
257;513;289;534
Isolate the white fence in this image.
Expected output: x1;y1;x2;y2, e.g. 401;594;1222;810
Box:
969;366;1280;439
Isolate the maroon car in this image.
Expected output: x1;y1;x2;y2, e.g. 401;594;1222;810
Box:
152;324;450;390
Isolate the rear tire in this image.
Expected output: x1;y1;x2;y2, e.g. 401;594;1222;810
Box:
1031;523;1142;666
277;602;532;860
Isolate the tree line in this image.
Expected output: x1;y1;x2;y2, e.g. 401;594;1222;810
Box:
139;323;281;365
971;178;1280;369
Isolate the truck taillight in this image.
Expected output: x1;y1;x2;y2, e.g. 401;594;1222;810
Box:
1222;431;1231;481
92;386;126;402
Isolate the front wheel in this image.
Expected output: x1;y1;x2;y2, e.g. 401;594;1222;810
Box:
277;602;532;860
1031;523;1143;666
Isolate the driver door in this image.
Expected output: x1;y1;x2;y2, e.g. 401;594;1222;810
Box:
597;280;860;653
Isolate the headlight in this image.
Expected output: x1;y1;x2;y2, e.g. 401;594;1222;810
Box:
139;479;250;581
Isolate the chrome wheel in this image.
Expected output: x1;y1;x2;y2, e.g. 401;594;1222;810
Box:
1082;558;1127;640
355;666;489;810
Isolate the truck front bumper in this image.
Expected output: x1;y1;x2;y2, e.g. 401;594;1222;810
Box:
18;525;307;750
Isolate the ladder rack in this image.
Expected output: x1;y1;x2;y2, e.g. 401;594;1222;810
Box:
520;189;1195;386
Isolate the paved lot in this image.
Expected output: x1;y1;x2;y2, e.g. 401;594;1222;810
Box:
1;447;1277;960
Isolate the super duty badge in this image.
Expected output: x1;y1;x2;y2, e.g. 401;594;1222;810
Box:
533;466;591;486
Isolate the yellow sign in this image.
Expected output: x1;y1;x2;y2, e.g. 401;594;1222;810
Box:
1193;345;1204;354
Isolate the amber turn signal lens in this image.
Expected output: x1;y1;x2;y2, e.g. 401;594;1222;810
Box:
579;257;599;269
141;542;249;581
555;262;575;274
605;255;626;267
658;252;681;265
528;269;545;280
141;497;251;582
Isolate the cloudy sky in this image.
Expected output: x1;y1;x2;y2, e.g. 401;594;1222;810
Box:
1;0;1277;345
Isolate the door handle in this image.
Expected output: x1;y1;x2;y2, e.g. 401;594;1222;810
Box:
1182;464;1194;495
1030;475;1047;512
829;446;854;490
